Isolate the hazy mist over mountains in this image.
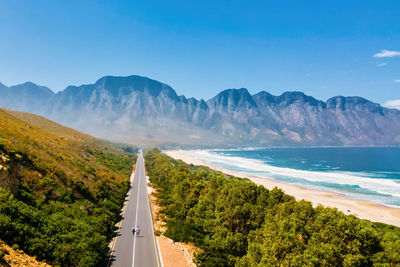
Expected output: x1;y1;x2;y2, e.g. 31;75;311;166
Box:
1;75;400;147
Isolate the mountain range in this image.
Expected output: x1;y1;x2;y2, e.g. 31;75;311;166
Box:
1;75;400;147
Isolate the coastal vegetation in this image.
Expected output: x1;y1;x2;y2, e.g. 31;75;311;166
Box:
0;108;137;266
145;148;400;266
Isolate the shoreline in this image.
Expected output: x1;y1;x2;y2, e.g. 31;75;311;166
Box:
165;150;400;227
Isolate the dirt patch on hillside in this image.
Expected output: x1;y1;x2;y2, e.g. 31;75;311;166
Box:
0;239;51;267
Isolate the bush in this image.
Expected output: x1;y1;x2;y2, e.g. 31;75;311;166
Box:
154;230;161;236
0;248;9;259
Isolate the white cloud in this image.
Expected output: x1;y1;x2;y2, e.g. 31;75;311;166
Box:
394;79;400;83
376;62;387;67
373;50;400;58
383;99;400;110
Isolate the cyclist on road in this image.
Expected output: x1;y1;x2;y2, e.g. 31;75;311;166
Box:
136;226;140;236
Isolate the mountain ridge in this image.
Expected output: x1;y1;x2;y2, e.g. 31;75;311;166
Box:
3;75;389;108
1;75;400;147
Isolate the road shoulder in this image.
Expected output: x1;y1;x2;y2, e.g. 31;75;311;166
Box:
147;183;198;267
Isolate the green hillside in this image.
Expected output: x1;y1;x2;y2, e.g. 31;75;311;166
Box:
0;108;137;266
145;148;400;266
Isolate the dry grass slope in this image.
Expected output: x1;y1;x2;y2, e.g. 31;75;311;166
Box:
0;108;135;195
5;109;95;141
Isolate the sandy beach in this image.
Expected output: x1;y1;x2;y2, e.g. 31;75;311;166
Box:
165;150;400;227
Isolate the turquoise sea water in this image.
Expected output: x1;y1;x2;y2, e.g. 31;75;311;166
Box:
185;147;400;208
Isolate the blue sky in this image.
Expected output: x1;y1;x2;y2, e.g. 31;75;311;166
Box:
1;0;400;106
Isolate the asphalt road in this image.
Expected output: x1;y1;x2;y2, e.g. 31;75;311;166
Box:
108;150;162;267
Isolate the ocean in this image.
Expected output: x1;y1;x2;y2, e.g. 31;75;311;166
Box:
185;147;400;208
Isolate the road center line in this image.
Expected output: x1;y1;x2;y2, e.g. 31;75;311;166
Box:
132;156;142;267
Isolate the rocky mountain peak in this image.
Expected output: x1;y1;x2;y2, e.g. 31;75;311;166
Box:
10;82;54;96
207;88;257;110
326;96;383;113
94;75;178;100
276;91;322;107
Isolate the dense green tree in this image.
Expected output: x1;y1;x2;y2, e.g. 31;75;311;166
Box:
145;148;400;267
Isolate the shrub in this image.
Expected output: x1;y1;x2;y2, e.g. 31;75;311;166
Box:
154;230;161;236
0;248;9;259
